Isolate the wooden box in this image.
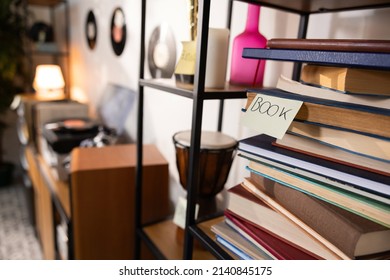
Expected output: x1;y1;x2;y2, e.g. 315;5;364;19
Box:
70;144;170;259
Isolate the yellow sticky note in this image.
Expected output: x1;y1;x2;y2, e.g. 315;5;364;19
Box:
241;93;303;139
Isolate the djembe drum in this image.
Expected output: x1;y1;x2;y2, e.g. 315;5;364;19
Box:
173;130;237;217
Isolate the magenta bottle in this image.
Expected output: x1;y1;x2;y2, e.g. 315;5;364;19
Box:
229;4;267;87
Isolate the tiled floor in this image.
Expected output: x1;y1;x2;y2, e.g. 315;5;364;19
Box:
0;183;42;260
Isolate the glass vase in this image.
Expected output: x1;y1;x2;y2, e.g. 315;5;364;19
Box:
229;4;267;87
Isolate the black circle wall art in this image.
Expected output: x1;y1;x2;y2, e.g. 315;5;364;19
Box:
85;10;97;50
147;24;177;78
110;7;126;56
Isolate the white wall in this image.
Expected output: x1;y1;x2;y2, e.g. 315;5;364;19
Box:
67;0;390;212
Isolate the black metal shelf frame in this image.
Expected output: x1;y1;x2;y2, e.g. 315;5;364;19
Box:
135;0;238;260
136;228;167;260
135;0;390;260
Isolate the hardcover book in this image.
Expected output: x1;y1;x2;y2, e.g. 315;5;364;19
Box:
238;133;390;198
238;150;390;205
211;220;272;260
227;184;341;259
285;121;390;162
244;88;390;138
224;211;321;260
266;39;390;53
300;64;390;96
246;159;390;227
215;235;252;260
242;48;390;70
245;174;390;259
275;132;390;176
276;75;390;109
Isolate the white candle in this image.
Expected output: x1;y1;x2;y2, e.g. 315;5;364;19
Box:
205;28;230;89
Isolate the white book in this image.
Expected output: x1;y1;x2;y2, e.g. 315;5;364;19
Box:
276;75;390;110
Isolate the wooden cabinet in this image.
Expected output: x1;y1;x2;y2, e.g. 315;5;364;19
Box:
25;145;56;259
70;144;170;260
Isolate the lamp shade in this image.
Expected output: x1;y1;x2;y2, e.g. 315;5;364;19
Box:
33;64;65;93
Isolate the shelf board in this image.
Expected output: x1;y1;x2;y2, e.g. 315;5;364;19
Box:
27;50;69;56
243;48;390;70
249;0;390;14
142;219;217;260
140;79;193;98
140;78;253;100
27;43;69;55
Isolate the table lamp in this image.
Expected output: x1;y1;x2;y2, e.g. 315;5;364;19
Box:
33;64;65;99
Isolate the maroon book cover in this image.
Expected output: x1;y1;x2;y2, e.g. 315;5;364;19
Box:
266;39;390;53
224;210;320;260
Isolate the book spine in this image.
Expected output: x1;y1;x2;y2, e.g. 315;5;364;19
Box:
242;48;390;70
225;210;321;260
215;236;252;260
266;39;390;53
249;172;360;258
246;160;390;227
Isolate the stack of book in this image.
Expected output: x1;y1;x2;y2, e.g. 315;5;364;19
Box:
211;39;390;260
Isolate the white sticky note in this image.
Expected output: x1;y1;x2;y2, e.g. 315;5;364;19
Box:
241;93;303;139
173;196;199;229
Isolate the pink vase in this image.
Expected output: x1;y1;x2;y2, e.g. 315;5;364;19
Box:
229;4;267;87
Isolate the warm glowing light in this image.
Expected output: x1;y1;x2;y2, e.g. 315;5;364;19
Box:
33;64;65;99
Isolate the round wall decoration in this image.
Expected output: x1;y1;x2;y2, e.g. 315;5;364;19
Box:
85;10;97;50
110;7;126;56
147;24;177;78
